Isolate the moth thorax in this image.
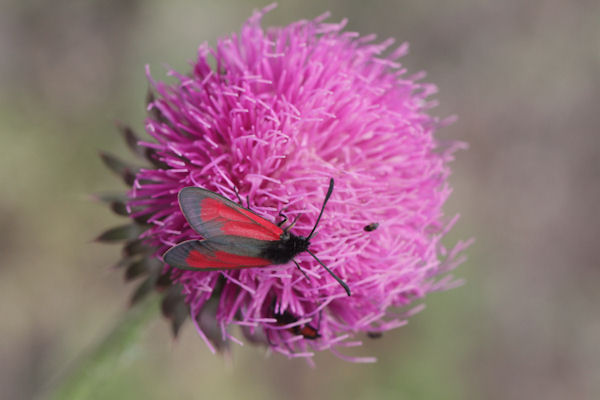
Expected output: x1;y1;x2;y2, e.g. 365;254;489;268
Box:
262;232;309;264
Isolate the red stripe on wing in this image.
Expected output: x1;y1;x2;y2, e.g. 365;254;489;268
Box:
186;248;272;270
200;197;283;241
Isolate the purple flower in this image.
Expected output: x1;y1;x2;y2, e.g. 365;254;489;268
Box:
100;4;470;362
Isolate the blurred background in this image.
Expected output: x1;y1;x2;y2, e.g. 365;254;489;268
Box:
1;0;598;399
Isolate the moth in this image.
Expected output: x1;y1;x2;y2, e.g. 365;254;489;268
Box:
163;178;350;296
274;309;321;340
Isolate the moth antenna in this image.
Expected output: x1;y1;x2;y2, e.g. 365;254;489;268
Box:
307;178;334;240
306;249;351;296
293;259;311;282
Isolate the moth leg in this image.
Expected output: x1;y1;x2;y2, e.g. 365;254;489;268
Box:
283;215;301;232
316;307;323;331
233;186;243;205
277;210;289;227
264;325;276;347
233;186;252;210
293;259;311;282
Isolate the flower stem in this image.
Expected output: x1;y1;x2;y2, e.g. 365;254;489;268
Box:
45;294;160;400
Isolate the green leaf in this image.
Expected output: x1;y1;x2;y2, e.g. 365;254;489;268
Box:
96;224;145;243
125;258;162;281
130;276;157;306
118;122;169;170
91;192;128;204
99;152;139;186
161;285;189;337
122;239;153;258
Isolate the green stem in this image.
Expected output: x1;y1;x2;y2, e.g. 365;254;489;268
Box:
45;294;160;400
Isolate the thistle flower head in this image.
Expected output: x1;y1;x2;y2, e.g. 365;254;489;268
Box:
101;5;470;362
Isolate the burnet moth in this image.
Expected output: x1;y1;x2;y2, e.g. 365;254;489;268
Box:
274;310;321;340
364;222;379;232
269;298;321;340
163;178;351;296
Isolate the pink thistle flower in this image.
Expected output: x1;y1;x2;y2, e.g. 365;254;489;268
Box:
100;4;470;362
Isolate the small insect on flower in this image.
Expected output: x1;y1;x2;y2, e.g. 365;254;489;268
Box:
269;297;321;340
163;178;351;296
366;331;383;339
363;222;379;232
274;309;321;340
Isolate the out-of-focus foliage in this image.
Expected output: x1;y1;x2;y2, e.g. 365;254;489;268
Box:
1;1;598;399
